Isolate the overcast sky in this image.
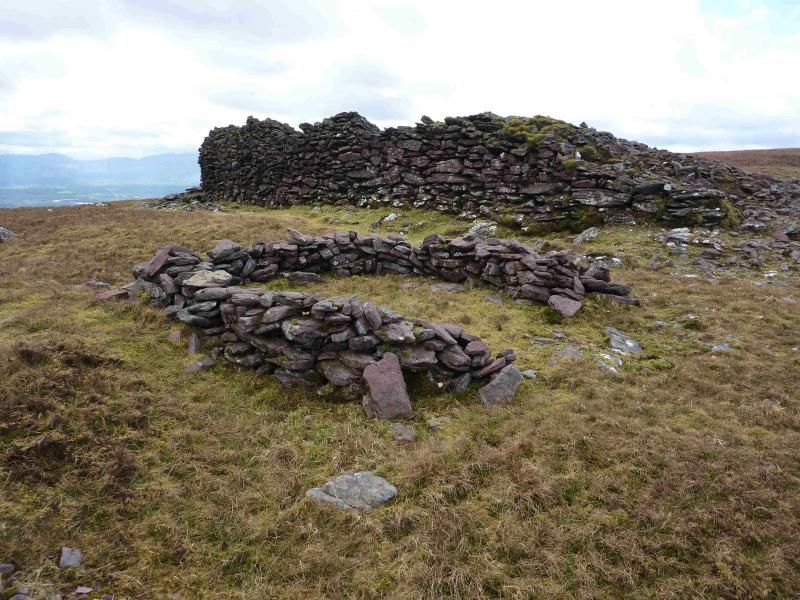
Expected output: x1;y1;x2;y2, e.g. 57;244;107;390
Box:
1;0;798;158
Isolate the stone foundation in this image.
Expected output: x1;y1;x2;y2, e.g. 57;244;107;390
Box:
98;229;636;394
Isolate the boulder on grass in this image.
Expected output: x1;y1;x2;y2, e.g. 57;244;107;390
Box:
306;471;397;511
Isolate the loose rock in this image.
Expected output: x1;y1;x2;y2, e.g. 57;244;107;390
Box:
606;327;643;356
389;423;417;443
58;546;82;569
478;364;523;405
306;471;397;511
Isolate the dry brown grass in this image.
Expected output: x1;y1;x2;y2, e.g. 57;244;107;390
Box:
693;148;800;180
1;202;799;598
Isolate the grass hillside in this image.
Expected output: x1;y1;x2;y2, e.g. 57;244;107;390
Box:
693;148;800;181
1;202;799;598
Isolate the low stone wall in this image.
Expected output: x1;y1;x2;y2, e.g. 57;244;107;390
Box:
98;229;636;399
194;112;796;229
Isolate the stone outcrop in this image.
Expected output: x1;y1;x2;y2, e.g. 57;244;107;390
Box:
185;112;800;229
99;228;636;404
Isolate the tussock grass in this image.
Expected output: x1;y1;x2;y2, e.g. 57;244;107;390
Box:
0;202;799;598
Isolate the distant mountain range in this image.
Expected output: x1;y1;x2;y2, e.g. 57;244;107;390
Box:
0;152;200;186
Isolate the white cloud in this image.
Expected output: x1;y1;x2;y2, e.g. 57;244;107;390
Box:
0;0;797;158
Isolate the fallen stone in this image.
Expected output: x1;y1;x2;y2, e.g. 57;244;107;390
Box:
521;369;537;380
0;226;15;242
548;294;582;318
427;416;449;431
187;332;202;354
606;327;643;356
478;364;522;405
58;546;82;569
711;342;732;353
95;288;129;301
185;356;216;373
362;352;413;420
389;423;417;443
547;344;583;367
574;226;601;244
306;471;397;511
430;282;465;293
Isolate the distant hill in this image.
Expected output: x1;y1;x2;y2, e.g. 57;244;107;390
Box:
0;152;199;186
692;148;800;181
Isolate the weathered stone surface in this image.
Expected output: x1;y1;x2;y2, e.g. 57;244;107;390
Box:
399;347;438;371
285;271;325;284
281;318;327;348
185;356;216;373
95;288;129;301
184;270;233;288
59;547;82;569
262;305;299;323
478;364;523;405
376;320;415;344
438;345;472;371
187;332;202;354
362;353;412;420
306;471;397;511
389;423;417;442
711;342;733;353
574;227;601;244
606;327;643;356
548;294;582;318
430;282;465;293
0;226;15;242
316;359;360;386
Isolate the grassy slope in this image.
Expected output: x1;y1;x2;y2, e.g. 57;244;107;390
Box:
1;203;799;599
693;148;800;181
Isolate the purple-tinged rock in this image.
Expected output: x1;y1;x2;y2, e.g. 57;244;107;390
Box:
548;294;582;318
362;353;412;420
437;345;472;372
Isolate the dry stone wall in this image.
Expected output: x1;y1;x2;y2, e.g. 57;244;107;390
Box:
195;112;799;230
99;228;636;395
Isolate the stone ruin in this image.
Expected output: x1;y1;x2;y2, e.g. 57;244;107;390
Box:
98;228;636;413
179;111;800;229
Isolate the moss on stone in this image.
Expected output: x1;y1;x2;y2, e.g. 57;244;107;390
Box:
720;198;741;228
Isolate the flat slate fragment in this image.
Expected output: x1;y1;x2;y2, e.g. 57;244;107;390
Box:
306;471;397;511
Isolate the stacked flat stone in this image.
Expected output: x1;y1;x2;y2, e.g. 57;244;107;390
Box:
122;228;635;317
100;229;635;391
190;112;800;229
